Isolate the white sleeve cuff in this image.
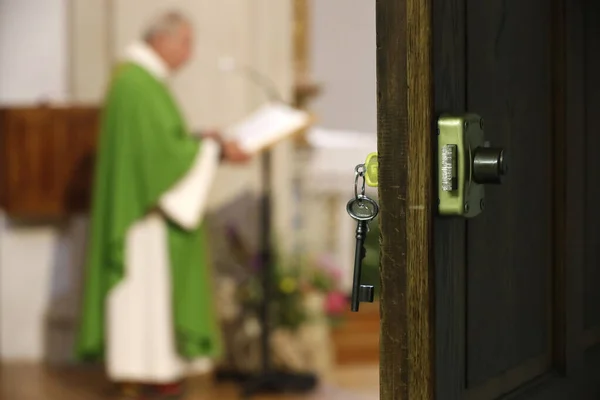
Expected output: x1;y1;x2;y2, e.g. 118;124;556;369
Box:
159;139;221;230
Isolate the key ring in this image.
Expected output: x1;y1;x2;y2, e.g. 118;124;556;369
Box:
354;164;366;200
346;194;379;221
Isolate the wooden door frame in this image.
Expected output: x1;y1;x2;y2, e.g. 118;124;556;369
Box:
376;0;434;399
377;0;591;399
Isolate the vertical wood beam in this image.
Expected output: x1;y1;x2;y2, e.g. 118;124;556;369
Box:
293;0;310;81
376;0;434;399
562;0;585;374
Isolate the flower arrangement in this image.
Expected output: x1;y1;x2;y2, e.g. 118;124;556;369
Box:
218;217;379;374
224;218;380;333
235;251;349;332
310;254;349;326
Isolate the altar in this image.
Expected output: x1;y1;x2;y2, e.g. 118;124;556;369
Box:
300;127;378;293
296;128;380;367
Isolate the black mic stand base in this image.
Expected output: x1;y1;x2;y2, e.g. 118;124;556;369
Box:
241;370;318;399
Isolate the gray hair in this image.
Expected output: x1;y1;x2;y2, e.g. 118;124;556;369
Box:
143;10;190;42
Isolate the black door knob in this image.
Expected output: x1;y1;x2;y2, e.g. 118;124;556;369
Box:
472;147;507;184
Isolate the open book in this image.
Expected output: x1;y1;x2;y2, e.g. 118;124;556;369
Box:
225;102;313;154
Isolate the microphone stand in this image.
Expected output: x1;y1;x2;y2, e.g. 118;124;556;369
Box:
219;60;317;398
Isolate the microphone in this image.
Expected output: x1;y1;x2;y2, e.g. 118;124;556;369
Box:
218;57;285;104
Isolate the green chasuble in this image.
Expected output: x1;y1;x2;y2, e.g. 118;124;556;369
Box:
75;63;223;361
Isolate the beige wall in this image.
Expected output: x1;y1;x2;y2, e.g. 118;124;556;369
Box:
292;0;377;292
68;0;111;104
309;0;376;133
0;0;71;361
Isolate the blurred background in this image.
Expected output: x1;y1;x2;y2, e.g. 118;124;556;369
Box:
0;0;380;398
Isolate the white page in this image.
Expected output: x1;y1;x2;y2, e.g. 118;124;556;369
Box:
225;102;311;154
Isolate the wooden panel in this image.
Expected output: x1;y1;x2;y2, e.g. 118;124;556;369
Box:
465;0;553;390
0;107;99;219
63;108;99;212
538;0;589;379
426;0;596;397
377;0;434;399
432;0;467;396
583;0;600;337
331;302;379;365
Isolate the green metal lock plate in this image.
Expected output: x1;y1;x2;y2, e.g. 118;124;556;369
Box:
438;114;485;218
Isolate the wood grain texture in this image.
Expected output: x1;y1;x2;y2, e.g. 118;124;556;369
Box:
376;0;434;399
465;0;553;388
551;0;567;374
559;0;585;375
0;106;99;219
498;344;600;400
432;0;467;397
331;302;380;365
583;0;600;336
412;0;598;397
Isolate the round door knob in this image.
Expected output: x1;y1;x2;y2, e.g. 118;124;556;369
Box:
472;147;507;184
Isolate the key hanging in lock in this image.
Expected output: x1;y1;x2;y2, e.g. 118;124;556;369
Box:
346;163;379;312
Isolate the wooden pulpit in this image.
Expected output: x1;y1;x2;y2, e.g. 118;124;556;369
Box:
0;106;100;219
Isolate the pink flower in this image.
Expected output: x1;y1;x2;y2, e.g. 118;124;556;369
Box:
325;291;347;315
315;254;344;281
329;267;343;281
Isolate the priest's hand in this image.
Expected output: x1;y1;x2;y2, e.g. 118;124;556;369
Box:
199;129;250;163
222;141;251;163
200;129;224;144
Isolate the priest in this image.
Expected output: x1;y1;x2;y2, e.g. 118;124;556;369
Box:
75;11;250;399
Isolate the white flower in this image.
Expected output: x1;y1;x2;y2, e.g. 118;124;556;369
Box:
215;277;241;321
244;317;262;337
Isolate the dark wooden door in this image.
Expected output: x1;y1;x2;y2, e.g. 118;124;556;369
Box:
377;0;600;399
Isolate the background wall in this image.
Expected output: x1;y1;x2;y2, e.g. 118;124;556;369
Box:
0;0;294;362
0;0;71;360
309;0;376;133
0;0;69;105
302;0;377;291
69;0;111;104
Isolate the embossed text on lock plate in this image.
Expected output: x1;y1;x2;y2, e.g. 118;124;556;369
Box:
441;144;458;191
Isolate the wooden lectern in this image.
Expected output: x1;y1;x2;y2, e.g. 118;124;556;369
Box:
0;106;100;219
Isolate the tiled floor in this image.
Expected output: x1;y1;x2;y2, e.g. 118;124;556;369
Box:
0;363;379;400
